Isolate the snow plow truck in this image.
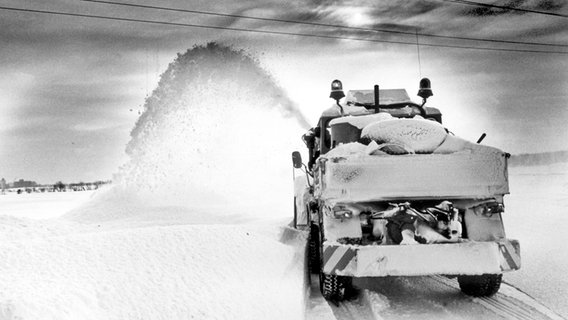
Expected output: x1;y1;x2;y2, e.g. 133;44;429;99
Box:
292;79;520;301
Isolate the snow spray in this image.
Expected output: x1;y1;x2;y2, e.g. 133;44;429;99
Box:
67;42;309;222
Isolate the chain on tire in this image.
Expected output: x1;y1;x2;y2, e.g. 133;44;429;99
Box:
320;273;352;301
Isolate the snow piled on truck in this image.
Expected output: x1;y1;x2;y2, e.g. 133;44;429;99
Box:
329;113;503;157
320;116;509;202
361;118;447;154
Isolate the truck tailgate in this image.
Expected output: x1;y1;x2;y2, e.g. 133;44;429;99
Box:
317;151;509;202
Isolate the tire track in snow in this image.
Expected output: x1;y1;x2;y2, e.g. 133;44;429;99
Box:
305;274;338;320
305;275;383;320
309;275;562;320
430;275;565;320
328;291;378;320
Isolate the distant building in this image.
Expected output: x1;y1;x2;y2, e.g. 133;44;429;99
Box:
12;179;37;189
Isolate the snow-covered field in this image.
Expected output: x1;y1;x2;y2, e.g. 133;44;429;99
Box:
505;163;568;318
0;162;567;320
0;188;308;320
0;191;95;220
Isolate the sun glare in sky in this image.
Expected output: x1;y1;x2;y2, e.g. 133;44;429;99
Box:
342;7;373;27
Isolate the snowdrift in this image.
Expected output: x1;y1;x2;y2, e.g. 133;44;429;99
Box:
0;221;307;320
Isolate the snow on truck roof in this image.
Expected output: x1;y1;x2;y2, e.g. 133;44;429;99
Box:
346;89;412;105
329;112;395;129
321;89;415;117
321;104;373;117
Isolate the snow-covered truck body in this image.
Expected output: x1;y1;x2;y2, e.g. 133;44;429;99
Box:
314;139;519;276
293;79;520;301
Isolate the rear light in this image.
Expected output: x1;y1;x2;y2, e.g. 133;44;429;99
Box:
333;206;353;219
473;201;504;217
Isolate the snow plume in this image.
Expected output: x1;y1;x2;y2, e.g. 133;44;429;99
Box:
66;42;307;222
41;44;310;320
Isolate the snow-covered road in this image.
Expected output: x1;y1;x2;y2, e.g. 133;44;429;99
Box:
324;275;563;320
504;163;568;318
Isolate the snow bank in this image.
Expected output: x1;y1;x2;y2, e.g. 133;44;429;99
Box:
0;223;307;320
0;191;310;320
0;191;96;219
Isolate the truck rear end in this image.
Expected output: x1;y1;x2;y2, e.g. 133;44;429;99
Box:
293;79;520;301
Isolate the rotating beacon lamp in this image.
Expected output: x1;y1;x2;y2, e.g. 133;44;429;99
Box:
417;77;433;107
329;79;345;116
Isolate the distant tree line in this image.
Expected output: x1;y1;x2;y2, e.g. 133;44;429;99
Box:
52;180;112;192
509;150;568;167
5;180;112;194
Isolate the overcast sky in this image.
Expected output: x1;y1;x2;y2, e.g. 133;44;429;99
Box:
0;0;566;183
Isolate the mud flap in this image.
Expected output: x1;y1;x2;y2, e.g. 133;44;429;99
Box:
498;239;521;271
322;246;357;274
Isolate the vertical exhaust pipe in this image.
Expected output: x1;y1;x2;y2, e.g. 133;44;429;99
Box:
476;133;487;144
374;85;379;113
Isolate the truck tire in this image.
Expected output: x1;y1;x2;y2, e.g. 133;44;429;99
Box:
458;274;502;297
320;272;353;302
308;224;320;273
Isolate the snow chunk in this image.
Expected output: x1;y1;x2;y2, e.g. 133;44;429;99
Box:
361;118;447;154
329;112;393;129
321;104;373;117
433;134;502;154
323;142;368;158
362;290;389;320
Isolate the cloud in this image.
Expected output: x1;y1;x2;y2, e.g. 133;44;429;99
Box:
0;0;566;183
460;0;566;17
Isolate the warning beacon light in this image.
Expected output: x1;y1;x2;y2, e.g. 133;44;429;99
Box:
329;79;345;102
417;77;433;100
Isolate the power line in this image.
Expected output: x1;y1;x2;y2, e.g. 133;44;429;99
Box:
435;0;568;18
81;0;568;48
1;5;567;55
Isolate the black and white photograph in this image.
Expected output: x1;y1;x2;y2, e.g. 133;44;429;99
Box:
0;0;566;319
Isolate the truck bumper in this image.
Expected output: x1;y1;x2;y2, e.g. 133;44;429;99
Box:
322;239;520;277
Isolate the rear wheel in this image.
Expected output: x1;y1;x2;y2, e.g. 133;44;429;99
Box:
317;226;354;301
458;274;502;297
308;224;320;273
320;272;353;301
